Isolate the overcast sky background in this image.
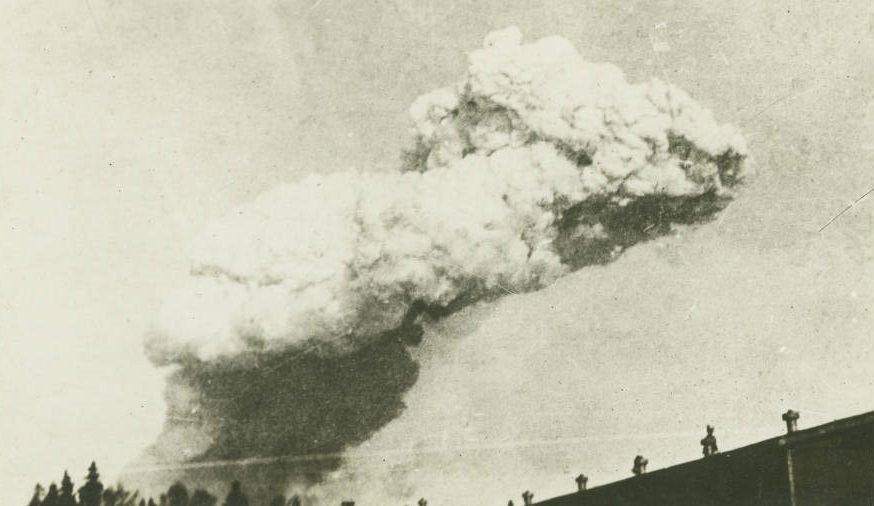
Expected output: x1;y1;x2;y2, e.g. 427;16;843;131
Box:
2;1;874;504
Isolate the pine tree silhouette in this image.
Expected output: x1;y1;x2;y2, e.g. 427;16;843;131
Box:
147;499;158;506
78;462;104;506
221;482;248;506
42;484;60;506
269;495;286;506
102;487;115;506
103;485;128;506
59;472;77;506
167;483;189;506
105;485;140;506
139;500;147;506
189;489;217;506
26;483;43;506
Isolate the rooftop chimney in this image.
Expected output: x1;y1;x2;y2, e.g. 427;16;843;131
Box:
700;425;718;457
522;490;534;506
632;455;648;476
575;474;588;492
782;410;800;434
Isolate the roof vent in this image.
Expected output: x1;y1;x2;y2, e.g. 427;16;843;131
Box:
632;455;648;475
700;425;718;457
575;474;588;492
782;409;800;434
521;490;534;506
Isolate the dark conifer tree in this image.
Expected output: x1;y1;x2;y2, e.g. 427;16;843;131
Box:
102;486;115;506
104;486;140;506
166;483;189;506
59;472;77;506
139;500;147;506
116;486;139;506
43;484;60;506
289;495;301;506
269;495;285;506
147;499;158;506
188;489;217;506
221;482;248;506
78;462;104;506
26;483;43;506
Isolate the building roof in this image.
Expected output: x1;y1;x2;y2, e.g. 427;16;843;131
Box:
535;409;874;506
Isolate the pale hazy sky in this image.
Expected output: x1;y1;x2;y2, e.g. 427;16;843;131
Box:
2;1;873;505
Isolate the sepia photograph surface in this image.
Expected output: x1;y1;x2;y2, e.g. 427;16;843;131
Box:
2;2;874;506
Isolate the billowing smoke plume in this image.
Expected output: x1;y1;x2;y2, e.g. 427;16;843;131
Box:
135;27;749;504
146;26;747;364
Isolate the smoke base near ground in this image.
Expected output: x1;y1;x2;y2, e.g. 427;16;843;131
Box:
133;26;750;505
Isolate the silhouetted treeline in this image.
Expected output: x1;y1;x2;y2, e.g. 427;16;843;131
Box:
24;463;301;506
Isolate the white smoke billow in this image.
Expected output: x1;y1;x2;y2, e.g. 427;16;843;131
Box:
146;27;748;365
133;26;753;506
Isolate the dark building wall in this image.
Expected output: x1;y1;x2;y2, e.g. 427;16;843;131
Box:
538;441;791;506
791;423;874;506
536;412;874;506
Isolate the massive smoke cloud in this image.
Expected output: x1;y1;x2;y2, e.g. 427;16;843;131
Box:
135;27;749;503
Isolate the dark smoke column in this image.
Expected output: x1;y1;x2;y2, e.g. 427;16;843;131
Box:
131;26;751;505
